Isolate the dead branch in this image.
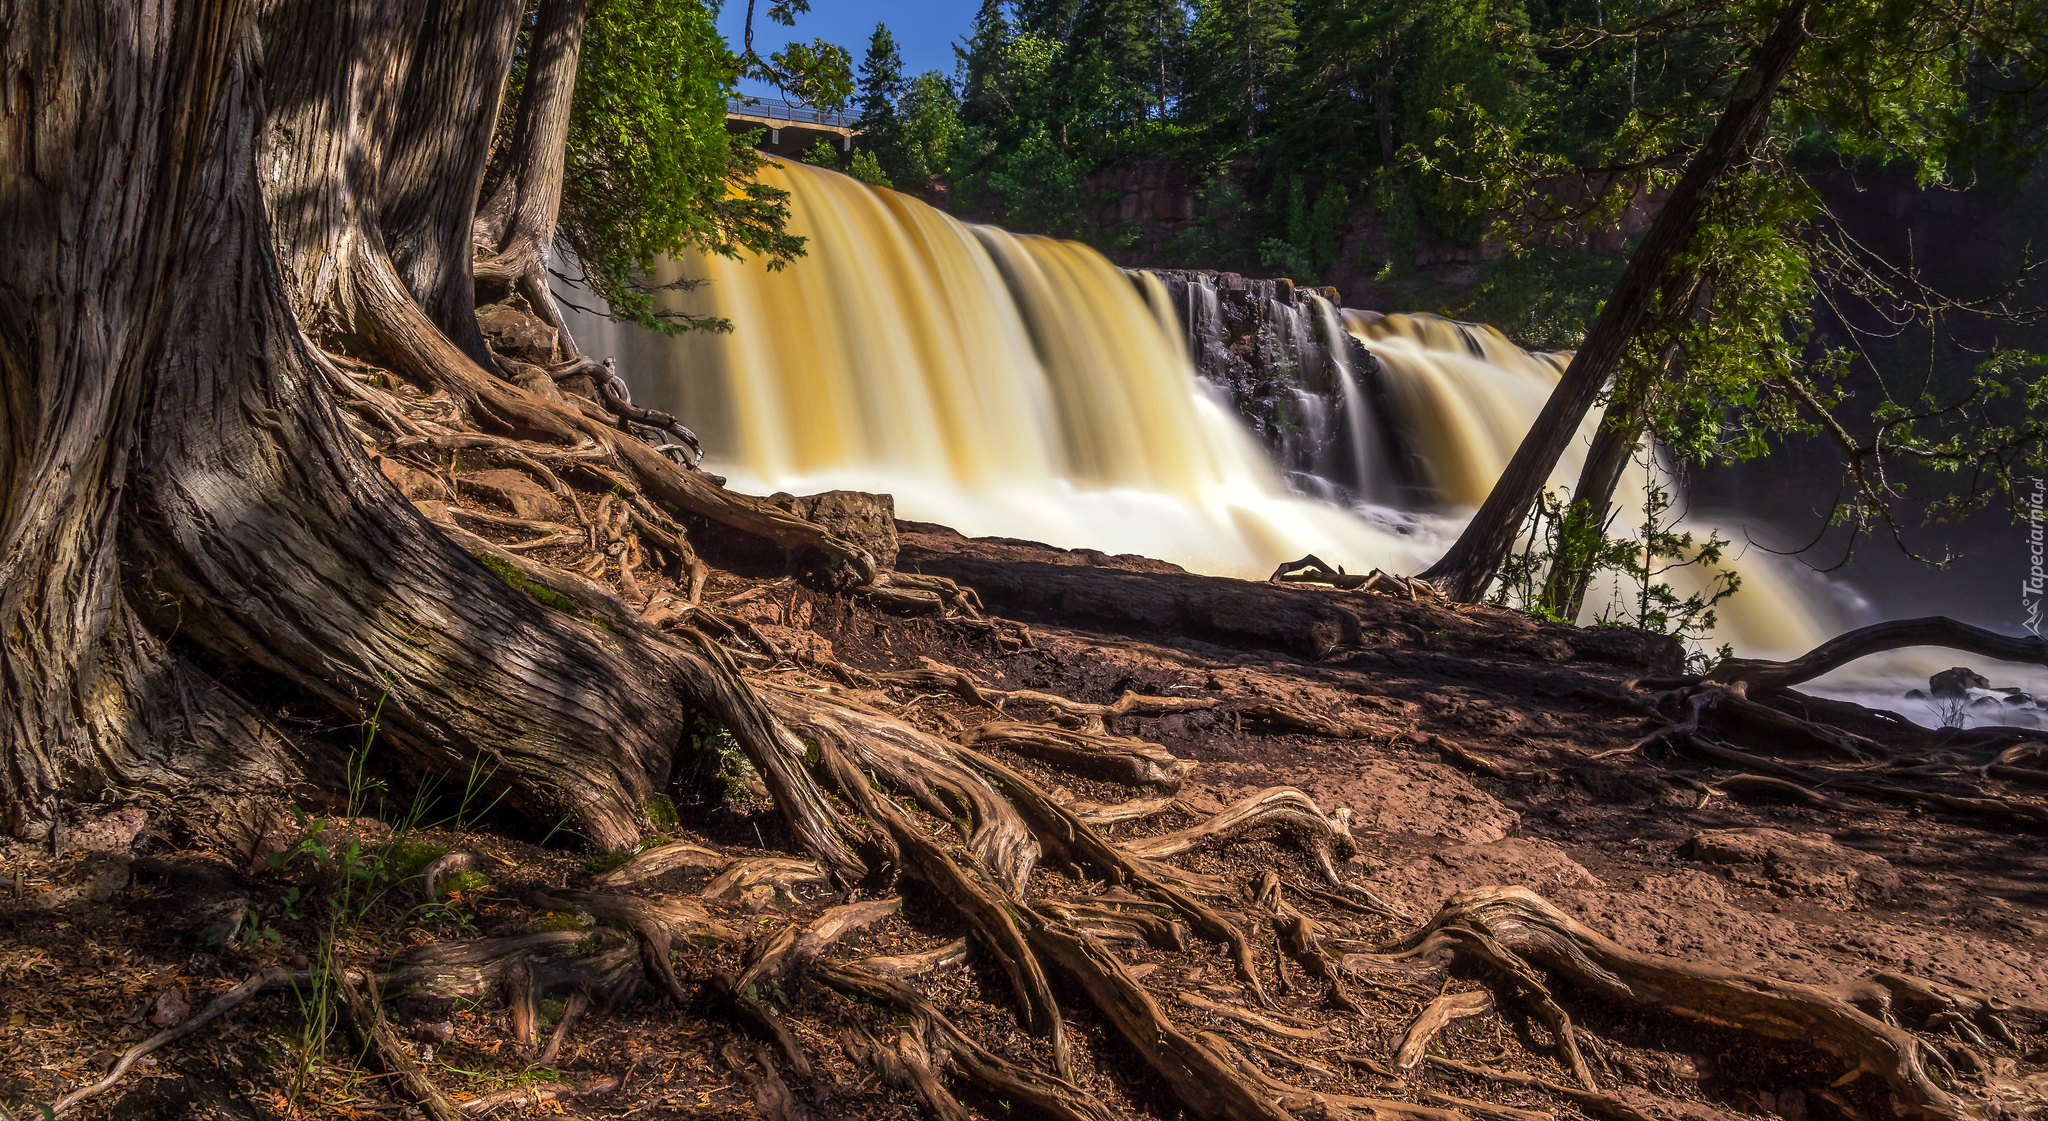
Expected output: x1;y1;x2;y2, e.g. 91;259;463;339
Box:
1709;617;2047;693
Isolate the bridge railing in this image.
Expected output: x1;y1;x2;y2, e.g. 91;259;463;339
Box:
726;96;859;130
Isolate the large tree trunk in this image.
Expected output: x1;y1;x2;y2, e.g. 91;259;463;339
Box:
1420;2;1810;601
0;0;857;849
0;0;315;838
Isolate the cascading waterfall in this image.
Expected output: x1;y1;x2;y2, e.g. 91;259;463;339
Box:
570;160;1442;580
564;159;1842;657
1343;311;1847;658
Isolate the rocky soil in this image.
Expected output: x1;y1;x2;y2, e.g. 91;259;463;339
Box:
3;513;2045;1121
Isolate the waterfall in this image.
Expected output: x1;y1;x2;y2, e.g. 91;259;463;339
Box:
561;159;1843;657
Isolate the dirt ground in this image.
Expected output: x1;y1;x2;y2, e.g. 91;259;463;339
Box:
3;519;2045;1121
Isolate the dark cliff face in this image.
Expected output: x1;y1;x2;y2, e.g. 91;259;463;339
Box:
1143;270;1419;504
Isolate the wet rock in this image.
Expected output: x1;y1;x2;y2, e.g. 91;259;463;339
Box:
151;987;191;1028
458;467;565;522
476;301;562;366
1361;838;1599;916
1686;827;1899;907
768;490;899;570
1931;666;1991;699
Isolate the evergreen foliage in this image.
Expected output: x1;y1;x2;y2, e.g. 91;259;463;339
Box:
560;0;805;334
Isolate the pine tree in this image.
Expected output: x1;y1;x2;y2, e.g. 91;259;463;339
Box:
1186;0;1294;142
855;23;905;135
959;0;1014;125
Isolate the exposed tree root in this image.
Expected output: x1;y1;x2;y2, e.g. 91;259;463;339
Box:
1119;786;1358;885
1271;555;1443;600
50;967;294;1116
1395;989;1496;1073
961;721;1195;790
337;970;465;1121
1707;617;2047;694
1424;1057;1660;1121
817;957;1119;1121
1367;886;2024;1121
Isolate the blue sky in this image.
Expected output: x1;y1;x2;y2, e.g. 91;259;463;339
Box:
717;0;978;101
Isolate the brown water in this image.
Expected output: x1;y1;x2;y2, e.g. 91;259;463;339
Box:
565;160;1844;657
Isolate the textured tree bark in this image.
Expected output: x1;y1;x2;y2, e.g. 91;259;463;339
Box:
0;0;745;848
474;0;587;323
1421;2;1810;601
0;0;313;836
383;0;527;363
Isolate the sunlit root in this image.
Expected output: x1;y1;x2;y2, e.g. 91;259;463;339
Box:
1394;989;1495;1072
817;958;1118;1121
848;938;971;979
793;717;1071;1068
1370;886;2009;1121
1177;989;1324;1041
864;656;1218;724
592;841;727;887
766;686;1041;893
526;888;734;1003
958;744;1271;1004
722;898;903;1078
1016;912;1298;1121
1252;871;1364;1007
1069;792;1182;826
1120;786;1357;885
864;570;988;618
962;721;1195;790
1271;555;1441;600
733;896;902;998
696;855;830;909
890;1026;973;1121
1040;897;1191;951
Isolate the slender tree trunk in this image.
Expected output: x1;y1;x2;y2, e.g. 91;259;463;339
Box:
1420;2;1810;601
383;0;526;364
1539;273;1706;619
475;0;587;326
1538;407;1639;621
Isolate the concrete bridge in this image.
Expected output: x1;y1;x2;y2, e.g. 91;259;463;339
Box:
727;96;859;157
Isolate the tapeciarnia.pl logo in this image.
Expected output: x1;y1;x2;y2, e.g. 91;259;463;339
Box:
2026;477;2045;637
